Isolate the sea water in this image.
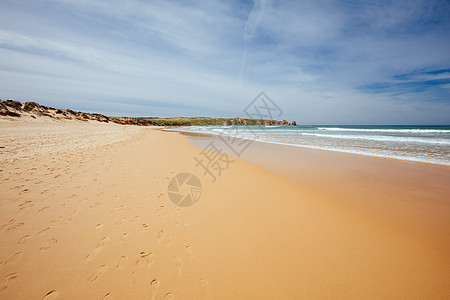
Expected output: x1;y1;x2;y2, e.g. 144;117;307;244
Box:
175;125;450;166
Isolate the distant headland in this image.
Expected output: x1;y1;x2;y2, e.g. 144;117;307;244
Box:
0;99;297;127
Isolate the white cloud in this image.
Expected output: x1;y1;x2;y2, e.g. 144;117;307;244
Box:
0;30;104;64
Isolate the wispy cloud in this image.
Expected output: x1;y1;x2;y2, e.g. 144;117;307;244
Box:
244;0;272;41
0;29;104;64
240;0;272;83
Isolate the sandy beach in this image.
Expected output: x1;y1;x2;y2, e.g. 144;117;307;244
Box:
1;116;450;299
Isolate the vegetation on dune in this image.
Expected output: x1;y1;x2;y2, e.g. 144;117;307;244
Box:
0;99;297;126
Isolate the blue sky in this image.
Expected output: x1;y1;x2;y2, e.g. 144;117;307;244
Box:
0;0;449;124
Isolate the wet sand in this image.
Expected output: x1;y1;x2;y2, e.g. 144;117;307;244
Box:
187;134;450;248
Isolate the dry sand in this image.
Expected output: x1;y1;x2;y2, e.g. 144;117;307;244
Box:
1;117;449;299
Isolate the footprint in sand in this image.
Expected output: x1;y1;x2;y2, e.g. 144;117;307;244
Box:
1;220;25;231
95;224;104;231
174;257;183;277
88;265;108;283
115;217;128;225
42;290;59;299
116;256;127;269
158;230;172;247
12;185;24;190
141;224;149;232
1;273;18;283
185;246;193;257
1;273;18;291
35;228;51;237
90;202;101;208
86;236;110;263
61;217;73;225
156;206;165;220
102;293;113;300
149;279;160;300
165;293;175;299
120;233;128;243
157;230;165;243
40;239;58;252
0;220;15;231
111;205;126;213
38;206;50;212
19;187;29;194
18;201;33;211
17;235;30;245
78;197;87;203
2;252;22;267
200;279;210;298
8;222;25;231
50;216;63;224
136;252;153;268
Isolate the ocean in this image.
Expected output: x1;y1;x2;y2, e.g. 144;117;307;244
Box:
174;125;450;166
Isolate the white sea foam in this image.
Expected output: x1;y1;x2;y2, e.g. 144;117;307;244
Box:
173;126;450;166
244;139;450;166
300;133;450;145
317;127;450;133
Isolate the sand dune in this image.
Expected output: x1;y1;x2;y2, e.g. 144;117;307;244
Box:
1;116;449;299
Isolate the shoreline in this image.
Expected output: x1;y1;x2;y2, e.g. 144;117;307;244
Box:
183;131;450;249
1;117;449;298
167;127;450;168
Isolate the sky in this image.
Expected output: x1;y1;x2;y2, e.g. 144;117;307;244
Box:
0;0;449;124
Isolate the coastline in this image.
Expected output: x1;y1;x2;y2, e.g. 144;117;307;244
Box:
1;117;449;298
169;126;450;167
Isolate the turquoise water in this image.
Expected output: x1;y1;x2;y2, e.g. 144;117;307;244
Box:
175;125;450;166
